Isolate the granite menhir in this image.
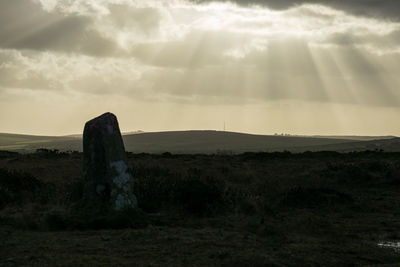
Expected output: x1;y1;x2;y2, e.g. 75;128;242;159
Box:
83;112;137;211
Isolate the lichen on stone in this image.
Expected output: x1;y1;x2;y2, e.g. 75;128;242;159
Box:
114;193;133;210
96;184;105;195
110;160;131;188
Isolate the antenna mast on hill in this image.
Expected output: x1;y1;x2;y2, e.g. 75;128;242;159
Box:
223;121;226;132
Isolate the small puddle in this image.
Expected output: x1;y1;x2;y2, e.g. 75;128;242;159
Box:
377;241;400;252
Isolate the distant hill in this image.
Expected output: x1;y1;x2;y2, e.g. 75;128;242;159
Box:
0;133;80;151
122;131;356;153
309;135;396;141
0;131;399;154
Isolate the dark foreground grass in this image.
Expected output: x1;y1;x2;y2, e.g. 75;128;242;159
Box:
1;150;400;266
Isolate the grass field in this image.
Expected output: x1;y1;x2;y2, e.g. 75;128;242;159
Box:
1;150;400;266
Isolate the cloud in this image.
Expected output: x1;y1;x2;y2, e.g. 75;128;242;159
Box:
107;4;162;33
0;0;122;56
2;0;399;58
0;0;173;57
321;29;400;55
0;49;157;101
130;30;257;68
192;0;400;20
0;0;399;109
133;34;400;107
0;50;64;90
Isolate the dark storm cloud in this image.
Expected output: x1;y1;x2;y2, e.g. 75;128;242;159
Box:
193;0;400;20
0;0;120;56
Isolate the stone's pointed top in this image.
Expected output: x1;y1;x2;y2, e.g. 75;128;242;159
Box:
98;112;116;119
85;112;117;126
84;112;121;136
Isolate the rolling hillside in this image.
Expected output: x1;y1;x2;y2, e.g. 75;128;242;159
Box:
0;131;399;154
0;133;80;151
122;131;356;153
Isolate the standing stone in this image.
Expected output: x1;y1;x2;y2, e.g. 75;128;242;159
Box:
83;112;137;211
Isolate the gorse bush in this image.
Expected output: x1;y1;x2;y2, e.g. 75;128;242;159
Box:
35;148;69;158
133;165;225;216
0;168;44;208
321;160;394;185
175;175;224;216
280;186;354;209
0;168;42;192
133;165;177;213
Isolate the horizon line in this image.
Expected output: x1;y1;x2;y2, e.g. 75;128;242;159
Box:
0;130;397;138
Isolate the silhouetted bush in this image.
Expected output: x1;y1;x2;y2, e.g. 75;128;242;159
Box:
162;152;173;157
35;148;68;158
133;165;225;216
281;186;353;209
44;211;68;231
175;176;224;216
64;179;84;203
0;168;44;208
361;160;390;173
133;166;177;213
0;150;19;159
321;160;394;185
240;151;292;161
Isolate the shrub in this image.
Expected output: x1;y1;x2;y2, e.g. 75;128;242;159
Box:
35;148;68;158
321;160;394;185
0;168;44;208
133;166;177;213
175;176;224;216
133;165;226;216
280;186;353;209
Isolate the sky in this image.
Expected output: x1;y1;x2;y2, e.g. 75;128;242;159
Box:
0;0;400;136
